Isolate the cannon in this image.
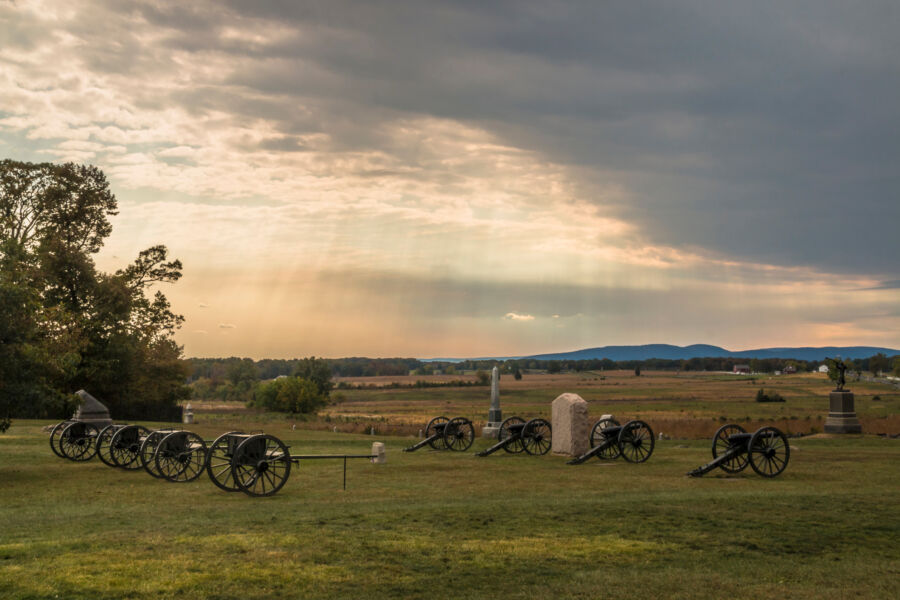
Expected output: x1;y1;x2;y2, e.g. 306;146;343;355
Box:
95;424;129;467
154;430;208;482
475;416;551;457
688;424;790;478
103;425;208;483
54;421;101;461
205;431;380;497
403;416;475;452
567;418;655;465
107;424;153;470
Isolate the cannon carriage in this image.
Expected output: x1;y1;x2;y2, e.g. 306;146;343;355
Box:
50;424;380;496
403;416;476;452
101;425;208;482
475;416;552;457
567;418;655;465
54;421;101;462
688;424;790;478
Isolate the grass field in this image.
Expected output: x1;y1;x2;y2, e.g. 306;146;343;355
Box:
320;370;900;438
1;372;899;599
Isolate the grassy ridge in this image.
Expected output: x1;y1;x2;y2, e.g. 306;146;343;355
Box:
1;420;898;599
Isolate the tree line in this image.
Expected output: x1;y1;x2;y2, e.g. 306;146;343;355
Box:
188;351;900;398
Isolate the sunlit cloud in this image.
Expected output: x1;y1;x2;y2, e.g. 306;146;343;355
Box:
504;312;535;322
218;323;236;329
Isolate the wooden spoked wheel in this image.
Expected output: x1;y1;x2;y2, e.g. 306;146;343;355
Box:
522;418;552;456
712;423;749;473
109;425;151;470
205;431;244;492
617;420;655;463
156;431;207;482
59;422;99;461
748;427;790;478
589;418;622;460
499;416;526;454
140;430;176;478
49;421;73;458
425;416;450;450
95;424;125;467
231;434;292;497
443;417;475;451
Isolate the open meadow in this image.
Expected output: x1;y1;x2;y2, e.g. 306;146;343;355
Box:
1;371;898;599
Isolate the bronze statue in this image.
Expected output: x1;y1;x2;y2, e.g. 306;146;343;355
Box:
825;357;848;391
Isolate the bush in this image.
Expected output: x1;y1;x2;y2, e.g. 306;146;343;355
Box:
252;376;327;414
756;388;785;403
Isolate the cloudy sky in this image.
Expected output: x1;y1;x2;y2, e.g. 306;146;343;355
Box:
2;0;898;358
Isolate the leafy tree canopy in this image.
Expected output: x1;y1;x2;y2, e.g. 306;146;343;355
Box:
0;160;188;430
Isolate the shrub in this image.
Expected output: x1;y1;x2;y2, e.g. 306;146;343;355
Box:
252;376;326;414
756;388;785;403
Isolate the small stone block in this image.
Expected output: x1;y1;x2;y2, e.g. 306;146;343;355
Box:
371;442;386;464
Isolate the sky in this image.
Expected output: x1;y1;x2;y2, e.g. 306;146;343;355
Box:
2;0;899;358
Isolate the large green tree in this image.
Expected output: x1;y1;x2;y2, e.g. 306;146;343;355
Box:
0;160;189;430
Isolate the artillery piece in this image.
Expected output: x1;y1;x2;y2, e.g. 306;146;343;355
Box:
403;416;475;452
104;425;208;483
567;418;655;465
475;416;552;457
688;424;790;478
51;421;100;462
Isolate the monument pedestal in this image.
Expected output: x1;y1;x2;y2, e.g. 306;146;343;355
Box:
482;423;501;439
824;390;862;434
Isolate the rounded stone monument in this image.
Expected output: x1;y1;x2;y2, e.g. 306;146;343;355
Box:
551;393;590;456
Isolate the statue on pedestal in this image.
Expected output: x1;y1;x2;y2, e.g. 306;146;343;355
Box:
825;357;848;391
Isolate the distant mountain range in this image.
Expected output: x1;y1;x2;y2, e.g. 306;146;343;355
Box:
424;344;900;362
527;344;900;362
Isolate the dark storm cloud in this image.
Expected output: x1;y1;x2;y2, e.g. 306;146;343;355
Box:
21;0;900;275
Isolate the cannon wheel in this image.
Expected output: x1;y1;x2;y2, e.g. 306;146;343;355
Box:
59;422;99;461
206;431;244;492
425;416;450;450
231;434;292;497
157;431;207;482
49;421;71;458
712;423;749;473
499;416;526;454
95;424;123;467
443;417;475;451
140;430;172;478
618;420;655;463
589;418;622;460
522;418;552;455
110;425;151;470
748;426;790;478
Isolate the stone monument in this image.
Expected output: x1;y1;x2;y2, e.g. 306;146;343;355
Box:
482;366;502;438
824;357;861;434
71;390;113;429
182;403;194;424
551;393;590;456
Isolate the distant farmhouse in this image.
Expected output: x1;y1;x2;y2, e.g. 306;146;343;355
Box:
733;364;751;374
783;365;797;374
818;364;830;373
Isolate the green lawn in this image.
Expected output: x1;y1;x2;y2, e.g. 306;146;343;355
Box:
1;420;898;599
